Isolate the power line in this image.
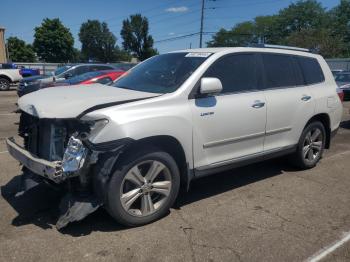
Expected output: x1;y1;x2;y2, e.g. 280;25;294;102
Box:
154;32;200;43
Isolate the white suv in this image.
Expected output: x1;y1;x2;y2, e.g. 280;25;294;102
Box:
6;46;343;229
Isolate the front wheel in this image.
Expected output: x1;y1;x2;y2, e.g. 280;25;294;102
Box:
0;78;10;91
291;121;326;169
107;147;180;226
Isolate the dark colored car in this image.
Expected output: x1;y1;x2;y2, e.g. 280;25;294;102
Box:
113;63;137;71
335;72;350;101
18;64;116;97
19;68;40;77
0;63;17;69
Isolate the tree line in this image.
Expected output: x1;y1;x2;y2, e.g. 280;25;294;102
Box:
7;0;350;62
207;0;350;58
7;14;157;63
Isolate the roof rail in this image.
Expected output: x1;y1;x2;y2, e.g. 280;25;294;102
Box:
249;43;311;52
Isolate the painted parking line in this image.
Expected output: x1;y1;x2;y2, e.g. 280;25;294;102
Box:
0;150;8;154
0;113;16;116
306;231;350;262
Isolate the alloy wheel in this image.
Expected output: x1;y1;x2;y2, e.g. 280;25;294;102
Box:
119;160;172;217
0;79;9;91
302;127;323;164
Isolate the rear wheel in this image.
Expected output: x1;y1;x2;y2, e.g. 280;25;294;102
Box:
107;146;180;226
291;121;326;169
0;78;10;91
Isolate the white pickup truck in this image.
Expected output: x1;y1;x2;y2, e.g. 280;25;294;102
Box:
0;69;22;91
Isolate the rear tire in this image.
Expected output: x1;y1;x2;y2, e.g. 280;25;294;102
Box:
290;121;326;169
106;146;180;227
0;78;10;91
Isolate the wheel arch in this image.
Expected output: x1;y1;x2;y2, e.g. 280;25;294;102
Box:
0;74;12;82
124;135;192;190
305;113;331;149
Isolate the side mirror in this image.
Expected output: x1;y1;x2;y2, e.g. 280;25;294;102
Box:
64;73;72;79
199;77;223;95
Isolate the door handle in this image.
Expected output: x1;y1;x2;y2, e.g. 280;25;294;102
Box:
252;100;265;108
301;95;312;101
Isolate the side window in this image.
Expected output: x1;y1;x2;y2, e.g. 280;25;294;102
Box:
262;53;298;88
92;65;114;71
298;57;325;85
96;77;113;85
69;66;88;77
204;53;260;94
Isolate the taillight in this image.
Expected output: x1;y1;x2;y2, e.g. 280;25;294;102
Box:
337;90;344;102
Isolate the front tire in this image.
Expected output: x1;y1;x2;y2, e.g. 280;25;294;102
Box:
107;146;180;227
291;121;326;169
0;78;10;91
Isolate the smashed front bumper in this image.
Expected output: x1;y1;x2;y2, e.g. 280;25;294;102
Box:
6;136;88;184
6;137;64;183
6;136;102;229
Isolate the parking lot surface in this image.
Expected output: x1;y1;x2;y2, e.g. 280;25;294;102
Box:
0;90;350;262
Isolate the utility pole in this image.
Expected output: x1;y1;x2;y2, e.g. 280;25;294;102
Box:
199;0;205;48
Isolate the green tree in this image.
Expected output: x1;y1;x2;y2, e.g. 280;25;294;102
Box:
79;20;122;62
7;37;36;62
276;0;327;38
121;14;157;61
33;18;74;62
328;0;350;56
254;15;280;44
286;28;346;58
207;22;256;47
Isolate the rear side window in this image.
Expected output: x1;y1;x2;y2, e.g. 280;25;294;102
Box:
204;53;260;93
298;56;324;85
262;54;299;88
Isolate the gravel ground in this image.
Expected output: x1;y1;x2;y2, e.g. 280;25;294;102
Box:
0;90;350;262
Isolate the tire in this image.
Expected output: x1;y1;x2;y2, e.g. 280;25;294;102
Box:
106;146;180;227
290;121;326;169
0;78;10;91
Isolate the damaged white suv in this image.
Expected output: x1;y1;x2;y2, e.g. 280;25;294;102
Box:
6;46;343;229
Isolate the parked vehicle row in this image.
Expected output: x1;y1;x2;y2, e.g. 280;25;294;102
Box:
6;46;343;229
17;63;134;96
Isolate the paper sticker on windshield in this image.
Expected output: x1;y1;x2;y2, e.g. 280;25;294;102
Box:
185;52;212;58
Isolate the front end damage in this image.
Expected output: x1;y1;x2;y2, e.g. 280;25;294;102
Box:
6;112;128;229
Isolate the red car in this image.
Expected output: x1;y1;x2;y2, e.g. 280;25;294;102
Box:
47;70;125;87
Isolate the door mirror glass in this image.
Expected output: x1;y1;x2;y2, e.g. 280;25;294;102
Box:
200;77;222;95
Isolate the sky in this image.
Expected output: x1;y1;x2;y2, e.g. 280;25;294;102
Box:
0;0;341;54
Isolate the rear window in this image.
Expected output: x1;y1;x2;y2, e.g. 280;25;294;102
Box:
297;56;324;85
262;54;299;88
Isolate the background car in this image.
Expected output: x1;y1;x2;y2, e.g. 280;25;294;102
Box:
46;70;126;87
19;67;40;77
335;71;350;86
18;64;116;96
0;68;22;91
331;69;344;76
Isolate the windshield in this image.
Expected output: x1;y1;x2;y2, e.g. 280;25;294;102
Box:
335;73;350;82
112;52;211;93
68;71;104;84
54;66;71;76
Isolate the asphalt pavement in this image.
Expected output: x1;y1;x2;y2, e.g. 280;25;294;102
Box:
0;90;350;262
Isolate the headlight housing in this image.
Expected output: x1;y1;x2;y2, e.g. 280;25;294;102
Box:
62;136;87;173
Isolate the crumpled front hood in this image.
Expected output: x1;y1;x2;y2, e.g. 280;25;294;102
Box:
18;84;158;119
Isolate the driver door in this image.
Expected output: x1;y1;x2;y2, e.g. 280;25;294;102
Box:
191;53;267;170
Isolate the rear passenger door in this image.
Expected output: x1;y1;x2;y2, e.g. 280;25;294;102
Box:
191;53;267;169
261;53;315;151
